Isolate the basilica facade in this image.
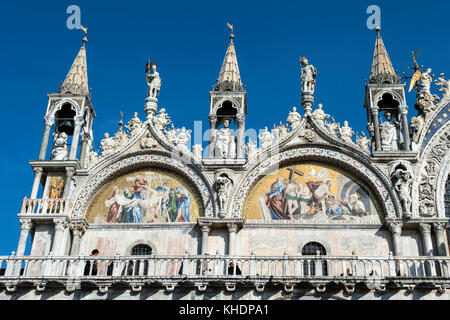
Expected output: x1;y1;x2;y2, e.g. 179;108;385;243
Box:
1;27;449;300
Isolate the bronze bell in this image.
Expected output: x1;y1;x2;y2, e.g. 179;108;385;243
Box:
56;119;75;136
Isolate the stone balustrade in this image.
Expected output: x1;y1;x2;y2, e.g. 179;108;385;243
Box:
0;254;449;282
20;198;71;216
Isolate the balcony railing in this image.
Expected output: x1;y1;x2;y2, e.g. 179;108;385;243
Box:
20;198;71;216
0;254;449;281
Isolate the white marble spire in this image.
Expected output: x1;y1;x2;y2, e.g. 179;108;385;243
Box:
59;36;89;95
215;29;243;91
369;27;400;85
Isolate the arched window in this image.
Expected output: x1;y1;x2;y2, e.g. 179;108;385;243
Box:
124;245;153;276
302;242;328;276
131;244;152;256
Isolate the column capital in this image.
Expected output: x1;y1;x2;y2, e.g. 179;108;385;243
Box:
54;218;68;231
227;223;239;234
198;222;212;233
69;221;87;237
44;116;55;127
208;114;217;122
370;106;380;113
74;116;84;126
19;218;33;231
419;223;432;234
236;114;245;124
433;222;447;231
33;167;44;175
388;222;402;235
65;167;76;177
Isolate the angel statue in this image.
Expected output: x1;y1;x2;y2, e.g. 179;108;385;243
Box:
145;59;162;98
300;57;317;95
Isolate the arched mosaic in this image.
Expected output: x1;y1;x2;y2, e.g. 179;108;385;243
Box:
72;154;214;218
243;163;380;223
233;147;396;221
85;167;203;224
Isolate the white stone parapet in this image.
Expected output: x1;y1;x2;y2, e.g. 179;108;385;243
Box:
19;198;72;217
0;254;448;281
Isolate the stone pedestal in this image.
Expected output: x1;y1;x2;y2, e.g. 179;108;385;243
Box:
145;97;158;120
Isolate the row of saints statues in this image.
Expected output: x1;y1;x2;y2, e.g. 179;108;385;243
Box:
49;53;449;166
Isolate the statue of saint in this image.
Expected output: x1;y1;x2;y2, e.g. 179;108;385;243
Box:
192;144;203;163
215;119;235;159
145;60;162;98
246;138;258;159
100;132;116;156
153;108;171;133
175;127;191;153
300;57;317;95
126;112;143;135
393;169;413;218
51;132;69;160
312;104;330;127
356;132;370;152
215;175;232;214
380;112;399;151
287;107;302;130
259;127;274;149
339;121;354;144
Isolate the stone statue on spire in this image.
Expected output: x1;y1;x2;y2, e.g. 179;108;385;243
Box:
145;59;162;98
300;57;317;95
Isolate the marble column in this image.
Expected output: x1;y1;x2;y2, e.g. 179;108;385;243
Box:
69;117;83;160
371;107;381;151
419;223;434;256
227;223;238;256
69;221;87;256
62;168;75;199
78;133;90;168
51;218;67;256
236;115;245;159
39;118;54;160
208;114;217;158
199;223;212;255
433;222;449;256
400;107;411;151
16;219;32;256
388;222;402;256
30;168;43;199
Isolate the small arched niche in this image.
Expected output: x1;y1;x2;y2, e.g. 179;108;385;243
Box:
377;93;400;119
55;103;77;136
216;100;238;127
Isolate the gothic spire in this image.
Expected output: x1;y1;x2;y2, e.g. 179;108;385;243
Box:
58;36;89;95
214;26;243;91
369;27;401;85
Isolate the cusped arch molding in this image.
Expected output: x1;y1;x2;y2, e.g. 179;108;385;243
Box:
48;98;83;120
232;147;398;222
71;154;214;220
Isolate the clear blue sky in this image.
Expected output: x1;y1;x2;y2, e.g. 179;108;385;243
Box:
0;0;448;255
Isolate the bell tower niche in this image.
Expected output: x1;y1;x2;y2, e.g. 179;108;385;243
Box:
364;28;412;156
207;26;247;161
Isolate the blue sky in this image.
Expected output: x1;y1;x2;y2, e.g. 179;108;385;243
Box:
0;0;448;254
